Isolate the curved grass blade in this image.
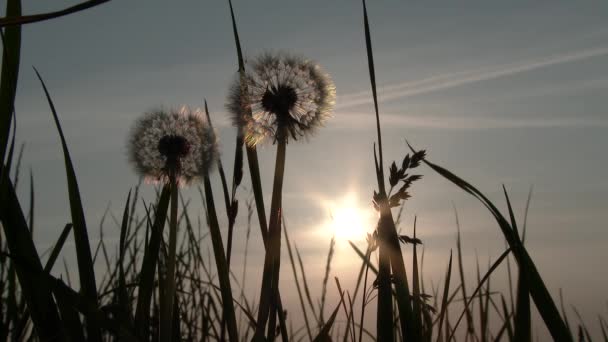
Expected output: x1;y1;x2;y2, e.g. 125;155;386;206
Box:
0;0;21;168
0;175;65;341
408;141;573;342
34;67;101;342
0;0;111;27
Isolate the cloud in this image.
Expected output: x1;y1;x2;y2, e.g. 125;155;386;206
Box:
336;46;608;109
329;112;608;130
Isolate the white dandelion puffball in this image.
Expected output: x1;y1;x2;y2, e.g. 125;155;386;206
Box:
128;107;219;184
227;52;336;146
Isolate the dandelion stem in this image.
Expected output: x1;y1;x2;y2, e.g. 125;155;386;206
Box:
160;172;179;342
255;131;287;341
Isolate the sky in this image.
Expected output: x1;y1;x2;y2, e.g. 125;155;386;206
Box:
5;0;608;339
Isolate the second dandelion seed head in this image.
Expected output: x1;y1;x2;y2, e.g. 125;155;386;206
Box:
227;52;336;146
128;106;218;184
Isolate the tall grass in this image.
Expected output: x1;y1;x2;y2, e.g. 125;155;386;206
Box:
0;0;606;341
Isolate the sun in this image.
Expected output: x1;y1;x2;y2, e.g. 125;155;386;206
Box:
319;192;376;242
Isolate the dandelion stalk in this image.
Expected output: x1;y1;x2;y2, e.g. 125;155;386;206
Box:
127;106;219;340
160;172;179;342
265;129;287;341
226;52;335;340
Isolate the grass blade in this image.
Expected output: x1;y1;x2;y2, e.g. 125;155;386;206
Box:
117;190;132;324
408;142;573;342
514;256;531;342
454;207;475;339
284;219;313;341
447;247;511;341
43;223;73;273
203;174;238;342
0;173;65;341
312;298;344;342
0;0;111;27
134;184;170;338
361;0;385;193
34;67;101;342
435;251;453;342
0;0;21;168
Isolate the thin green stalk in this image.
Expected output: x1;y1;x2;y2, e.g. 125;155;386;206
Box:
160;175;179;341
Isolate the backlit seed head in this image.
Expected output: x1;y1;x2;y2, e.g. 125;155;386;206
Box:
227;52;336;146
128;106;219;184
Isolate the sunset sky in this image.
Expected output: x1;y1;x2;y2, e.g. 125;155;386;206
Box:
8;1;608;339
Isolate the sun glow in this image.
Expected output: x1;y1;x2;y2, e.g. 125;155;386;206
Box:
318;192;377;242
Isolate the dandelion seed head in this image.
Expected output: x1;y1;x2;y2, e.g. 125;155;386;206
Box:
128;106;219;184
227;52;336;146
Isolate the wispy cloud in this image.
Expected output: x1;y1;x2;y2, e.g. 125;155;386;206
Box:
329;112;608;130
337;47;608;109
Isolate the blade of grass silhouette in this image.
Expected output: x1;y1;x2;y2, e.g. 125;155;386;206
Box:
356;245;372;342
134;184;170;339
407;140;573;342
435;251;453;342
514;254;531;342
2;114;16;188
412;217;423;337
455;206;475;339
28;168;34;234
0;176;65;341
295;244;320;323
447;247;511;341
0;0;20;175
204;99;243;340
0;0;111;27
312;297;344;342
11;142;24;189
500;295;515;341
319;235;336;325
362;0;393;338
34;67;101;342
43;223;73;273
571;306;593;342
521;186;533;244
284;218;313;341
203;173;238;342
361;1;416;339
560;289;574;340
117;190;132;325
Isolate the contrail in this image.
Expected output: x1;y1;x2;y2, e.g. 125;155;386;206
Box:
336;46;608;109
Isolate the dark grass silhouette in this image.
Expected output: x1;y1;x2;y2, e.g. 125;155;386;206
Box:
1;0;606;341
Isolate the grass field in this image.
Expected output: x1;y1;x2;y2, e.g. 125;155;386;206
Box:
1;1;606;341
